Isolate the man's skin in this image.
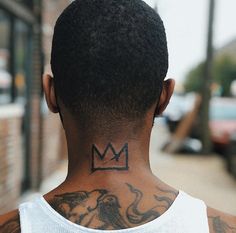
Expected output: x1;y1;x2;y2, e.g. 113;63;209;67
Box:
0;76;235;232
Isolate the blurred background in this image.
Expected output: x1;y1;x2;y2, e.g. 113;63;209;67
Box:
0;0;235;215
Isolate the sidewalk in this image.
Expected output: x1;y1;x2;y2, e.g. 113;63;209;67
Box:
151;119;236;215
21;120;236;215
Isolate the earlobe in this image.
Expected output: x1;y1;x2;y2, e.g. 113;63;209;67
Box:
42;74;59;113
155;79;175;117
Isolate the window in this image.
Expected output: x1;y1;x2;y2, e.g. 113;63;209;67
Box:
0;9;31;105
0;10;11;104
14;20;29;104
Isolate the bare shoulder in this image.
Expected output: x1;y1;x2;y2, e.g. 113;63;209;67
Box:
0;210;21;233
208;207;236;233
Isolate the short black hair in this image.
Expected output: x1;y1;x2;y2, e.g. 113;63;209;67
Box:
51;0;168;123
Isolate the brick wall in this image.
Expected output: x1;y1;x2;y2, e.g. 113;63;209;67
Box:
0;0;70;214
29;0;70;189
0;106;23;214
39;0;70;180
38;0;70;180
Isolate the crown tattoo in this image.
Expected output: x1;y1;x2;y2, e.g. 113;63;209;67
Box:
91;143;129;172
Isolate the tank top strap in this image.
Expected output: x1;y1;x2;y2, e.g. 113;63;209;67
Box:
175;191;210;233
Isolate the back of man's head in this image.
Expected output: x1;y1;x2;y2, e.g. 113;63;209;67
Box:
51;0;168;126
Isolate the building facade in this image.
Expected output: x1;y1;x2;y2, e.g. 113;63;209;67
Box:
0;0;70;214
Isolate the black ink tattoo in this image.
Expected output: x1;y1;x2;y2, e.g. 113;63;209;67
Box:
154;186;178;210
50;184;177;230
95;195;129;229
91;143;129;172
51;189;108;225
126;184;161;224
51;189;129;230
0;216;20;233
155;186;179;198
209;216;236;233
126;184;177;224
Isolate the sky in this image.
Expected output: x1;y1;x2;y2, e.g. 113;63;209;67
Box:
144;0;236;82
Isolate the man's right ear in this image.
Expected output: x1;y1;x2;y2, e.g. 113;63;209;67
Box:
155;79;175;116
42;74;59;113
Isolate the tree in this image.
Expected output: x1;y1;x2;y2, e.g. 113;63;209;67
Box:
184;62;204;93
184;56;236;97
199;0;215;154
214;56;236;96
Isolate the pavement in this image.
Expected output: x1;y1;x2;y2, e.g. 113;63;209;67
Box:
150;119;236;215
20;119;236;215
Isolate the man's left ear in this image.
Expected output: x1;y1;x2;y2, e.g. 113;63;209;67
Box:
155;79;175;116
42;74;59;113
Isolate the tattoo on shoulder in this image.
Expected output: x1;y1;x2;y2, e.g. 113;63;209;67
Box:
0;216;20;233
51;188;129;230
209;216;236;233
51;183;177;230
126;184;177;224
91;143;129;172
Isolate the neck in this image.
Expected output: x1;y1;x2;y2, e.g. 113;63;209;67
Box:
63;123;154;184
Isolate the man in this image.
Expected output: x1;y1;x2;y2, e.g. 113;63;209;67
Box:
0;0;236;232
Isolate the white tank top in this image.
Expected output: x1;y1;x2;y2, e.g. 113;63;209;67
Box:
19;191;209;233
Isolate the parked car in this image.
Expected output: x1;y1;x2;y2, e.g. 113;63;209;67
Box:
209;98;236;154
164;95;236;154
226;133;236;178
